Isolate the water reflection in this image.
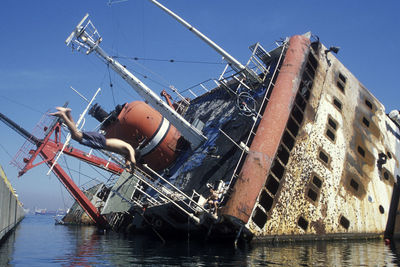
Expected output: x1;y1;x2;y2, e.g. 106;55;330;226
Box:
0;226;18;266
55;230;400;266
244;240;397;266
5;215;400;266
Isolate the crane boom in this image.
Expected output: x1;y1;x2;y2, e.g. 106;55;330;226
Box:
0;112;39;145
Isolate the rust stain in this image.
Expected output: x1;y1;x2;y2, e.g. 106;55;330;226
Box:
222;35;311;223
310;218;326;235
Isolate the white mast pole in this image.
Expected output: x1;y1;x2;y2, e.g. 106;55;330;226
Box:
147;0;260;83
65;15;207;149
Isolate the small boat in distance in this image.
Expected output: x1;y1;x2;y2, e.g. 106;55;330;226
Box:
34;208;47;215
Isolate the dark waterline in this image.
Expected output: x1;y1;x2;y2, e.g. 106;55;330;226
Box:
2;215;400;266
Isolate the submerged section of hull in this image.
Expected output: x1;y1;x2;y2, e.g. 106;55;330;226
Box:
0;165;25;243
63;183;107;225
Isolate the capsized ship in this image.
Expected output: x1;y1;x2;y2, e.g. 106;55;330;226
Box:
2;1;400;243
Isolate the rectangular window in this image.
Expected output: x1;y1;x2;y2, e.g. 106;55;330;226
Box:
291;105;304;125
298;216;309;231
282;131;295;151
318;149;330;167
326;128;335;142
362;117;370;128
307;188;318;202
350;178;359;191
252;207;268;229
286;117;300;137
271;161;285;180
333;97;342;111
337;81;345;93
276;146;290;165
295;94;307;110
259;190;274;212
357;146;365;158
312;175;322;188
365;99;373;110
328;117;338;130
338;73;347;84
340;216;350;229
266;175;280;195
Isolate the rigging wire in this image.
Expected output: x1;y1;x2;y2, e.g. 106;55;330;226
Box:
128;66;170;89
0;143;14;163
107;0;129;6
62;154;75;183
57;130;110;186
0;95;44;115
78;160;81;187
59;181;68;211
104;50;172;89
107;64;117;106
113;56;225;65
108;51;235;98
57;163;105;186
109;58;170;90
87;161;110;181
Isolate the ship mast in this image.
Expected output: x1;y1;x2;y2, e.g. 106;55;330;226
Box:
147;0;261;83
65;14;207;149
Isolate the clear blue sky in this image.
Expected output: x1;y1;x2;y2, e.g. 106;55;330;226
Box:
0;0;399;211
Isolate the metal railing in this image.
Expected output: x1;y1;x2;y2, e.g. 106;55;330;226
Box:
119;164;217;224
226;41;289;189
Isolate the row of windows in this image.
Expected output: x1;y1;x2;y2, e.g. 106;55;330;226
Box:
333;71;376;114
296;65;392;232
297;215;350;231
253;58;388;232
252;52;318;230
297;205;385;232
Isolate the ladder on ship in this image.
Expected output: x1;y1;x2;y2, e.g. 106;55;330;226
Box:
225;41;289;188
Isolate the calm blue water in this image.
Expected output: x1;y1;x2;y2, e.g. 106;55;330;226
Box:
2;214;400;266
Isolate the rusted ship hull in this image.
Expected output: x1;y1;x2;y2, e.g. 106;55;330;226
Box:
239;35;398;241
59;32;400;243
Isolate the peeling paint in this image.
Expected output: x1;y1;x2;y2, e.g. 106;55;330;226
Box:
245;41;398;240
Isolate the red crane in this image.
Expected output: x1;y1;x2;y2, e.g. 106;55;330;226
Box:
0;111;124;228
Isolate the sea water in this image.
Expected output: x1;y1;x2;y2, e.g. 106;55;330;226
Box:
1;214;400;266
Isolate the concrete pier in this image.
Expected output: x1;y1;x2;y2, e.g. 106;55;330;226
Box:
0;165;25;243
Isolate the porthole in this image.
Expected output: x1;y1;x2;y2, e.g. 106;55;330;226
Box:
379;205;385;214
